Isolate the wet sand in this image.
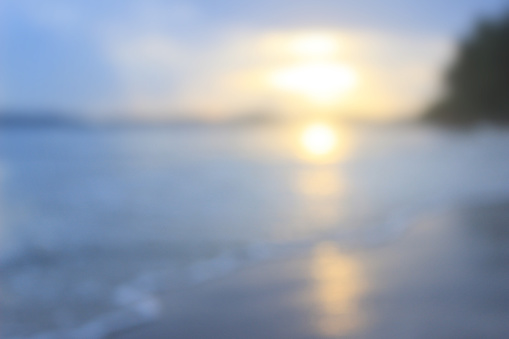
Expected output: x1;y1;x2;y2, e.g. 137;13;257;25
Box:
114;203;509;339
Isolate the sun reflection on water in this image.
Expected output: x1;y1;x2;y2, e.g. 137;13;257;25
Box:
291;168;345;234
301;123;337;155
298;122;352;163
295;168;342;197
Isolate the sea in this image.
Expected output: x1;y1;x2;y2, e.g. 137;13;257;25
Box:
1;122;509;338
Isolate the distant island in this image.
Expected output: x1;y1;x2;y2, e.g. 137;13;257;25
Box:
0;110;282;129
424;12;509;125
0;111;87;128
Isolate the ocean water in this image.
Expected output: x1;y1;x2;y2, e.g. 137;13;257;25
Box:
1;123;509;338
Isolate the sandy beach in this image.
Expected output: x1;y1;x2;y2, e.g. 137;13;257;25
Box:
111;202;509;339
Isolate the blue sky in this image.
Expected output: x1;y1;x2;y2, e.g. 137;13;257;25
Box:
1;0;507;120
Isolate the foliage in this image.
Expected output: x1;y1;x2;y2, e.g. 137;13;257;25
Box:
424;12;509;124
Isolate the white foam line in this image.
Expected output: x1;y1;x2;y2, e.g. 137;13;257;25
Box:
188;252;240;284
9;289;161;339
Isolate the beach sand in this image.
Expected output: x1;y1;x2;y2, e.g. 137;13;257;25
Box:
113;202;509;339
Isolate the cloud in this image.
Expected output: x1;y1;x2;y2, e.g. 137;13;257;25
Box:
1;0;454;120
99;26;453;119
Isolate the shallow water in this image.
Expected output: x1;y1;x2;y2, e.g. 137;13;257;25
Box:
1;123;509;338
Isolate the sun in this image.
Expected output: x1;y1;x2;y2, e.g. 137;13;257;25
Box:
270;62;357;103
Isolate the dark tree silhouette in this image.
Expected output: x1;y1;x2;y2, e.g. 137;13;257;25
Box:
424;12;509;124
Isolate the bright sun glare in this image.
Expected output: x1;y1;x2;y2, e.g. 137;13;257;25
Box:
270;63;357;103
301;123;338;155
269;33;358;104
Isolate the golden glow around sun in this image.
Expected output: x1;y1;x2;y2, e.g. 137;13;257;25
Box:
301;123;338;155
289;34;339;58
267;33;358;105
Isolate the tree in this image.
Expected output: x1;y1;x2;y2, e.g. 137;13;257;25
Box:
424;12;509;124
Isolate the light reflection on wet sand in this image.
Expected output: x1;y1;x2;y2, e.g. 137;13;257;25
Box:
311;242;366;337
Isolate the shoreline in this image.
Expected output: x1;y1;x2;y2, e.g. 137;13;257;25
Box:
3;200;509;339
111;202;509;339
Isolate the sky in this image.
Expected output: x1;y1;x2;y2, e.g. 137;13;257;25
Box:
0;0;507;121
